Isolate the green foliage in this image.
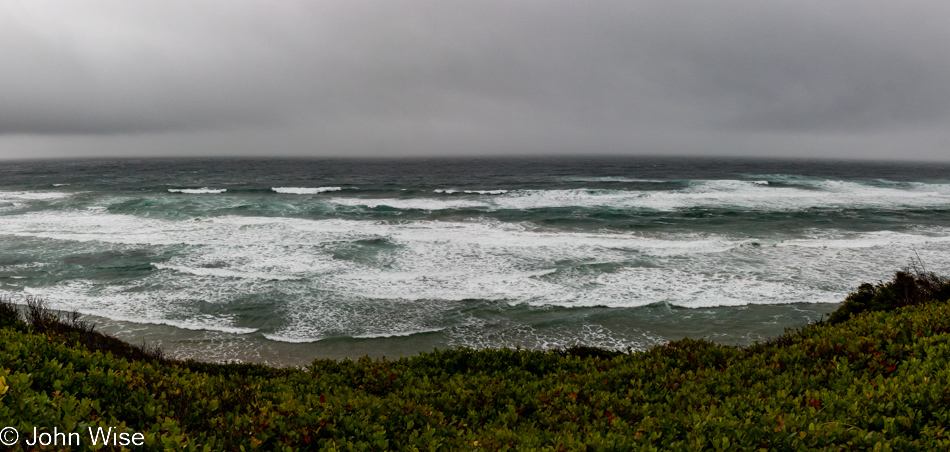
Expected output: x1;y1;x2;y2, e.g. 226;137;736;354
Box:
19;296;167;363
2;271;950;450
554;345;626;360
827;269;950;324
0;295;25;331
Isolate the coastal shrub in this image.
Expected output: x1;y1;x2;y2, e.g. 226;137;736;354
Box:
827;268;950;324
553;345;626;360
0;295;24;330
5;296;166;363
2;270;950;450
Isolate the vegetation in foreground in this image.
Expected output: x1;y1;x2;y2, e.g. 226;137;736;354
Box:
2;269;950;450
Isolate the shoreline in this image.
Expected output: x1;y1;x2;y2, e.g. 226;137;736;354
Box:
5;299;840;366
2;269;949;448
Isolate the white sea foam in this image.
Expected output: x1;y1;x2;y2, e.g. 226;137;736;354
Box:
447;321;666;352
262;294;455;344
0;191;72;201
21;284;258;334
352;327;445;339
272;187;342;194
0;191;72;211
6;208;950;337
777;230;950;249
434;189;508;195
561;176;667;183
465;189;508;195
580;267;837;309
329;197;486;210
325;179;950;212
502;180;950;211
168;188;226;194
53;184;70;187
138;318;257;335
265;326;447;343
261;333;325;343
151;263;301;281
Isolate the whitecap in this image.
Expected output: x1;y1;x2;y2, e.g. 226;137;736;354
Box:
561;176;667;183
20;285;258;335
352;327;445;339
168;188;226;194
434;189;507;195
0;191;72;201
464;190;508;195
313;179;950;212
8;208;950;335
329;197;486;210
777;230;950;249
492;179;950;211
262;327;445;343
261;333;325;344
272;187;342;194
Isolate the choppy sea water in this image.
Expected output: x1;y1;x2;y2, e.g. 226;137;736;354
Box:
2;157;950;365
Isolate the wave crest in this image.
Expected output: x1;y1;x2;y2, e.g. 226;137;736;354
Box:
168;188;226;194
272;187;342;194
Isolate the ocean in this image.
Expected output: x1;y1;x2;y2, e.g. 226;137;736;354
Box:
2;156;950;366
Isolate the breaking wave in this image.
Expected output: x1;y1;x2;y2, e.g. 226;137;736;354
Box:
168;188;226;194
272;187;342;194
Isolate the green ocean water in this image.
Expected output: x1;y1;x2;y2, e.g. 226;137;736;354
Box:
3;157;950;365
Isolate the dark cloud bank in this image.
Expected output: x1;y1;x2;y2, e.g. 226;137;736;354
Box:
1;1;948;160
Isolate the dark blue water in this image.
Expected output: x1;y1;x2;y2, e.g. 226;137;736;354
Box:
3;157;950;364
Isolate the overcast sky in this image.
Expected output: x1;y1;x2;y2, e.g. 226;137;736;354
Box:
1;1;948;160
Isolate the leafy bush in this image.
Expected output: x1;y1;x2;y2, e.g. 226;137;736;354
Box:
0;295;24;330
827;267;950;324
8;296;166;363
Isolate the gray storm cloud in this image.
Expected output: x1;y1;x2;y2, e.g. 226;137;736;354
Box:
1;1;948;159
